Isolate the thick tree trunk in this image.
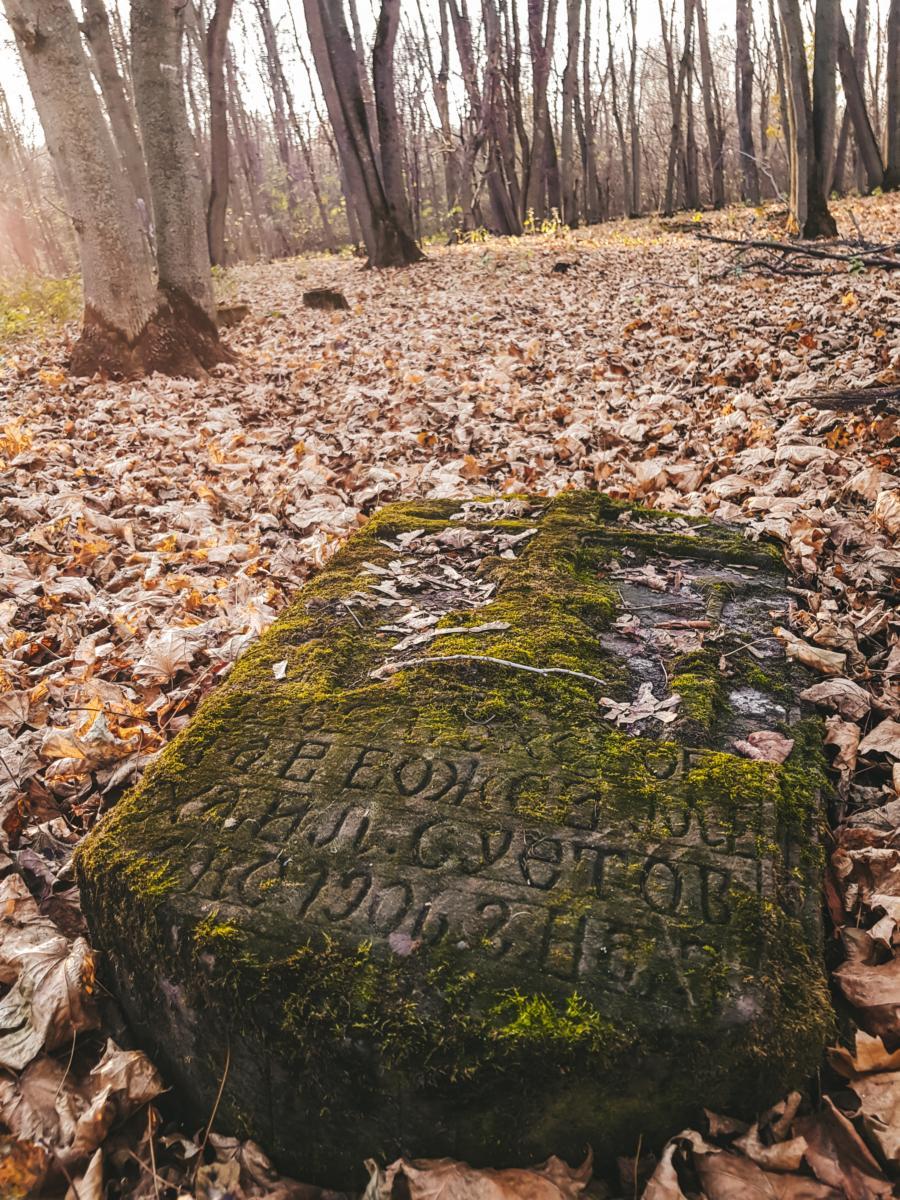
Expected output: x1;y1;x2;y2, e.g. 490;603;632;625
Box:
1;0;174;377
131;0;223;330
206;0;236;266
886;0;900;189
778;0;836;237
80;0;150;209
735;0;760;203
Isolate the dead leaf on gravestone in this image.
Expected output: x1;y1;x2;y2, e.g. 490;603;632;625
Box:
773;628;846;676
369;1150;593;1200
858;720;900;760
799;679;872;722
733;730;795;763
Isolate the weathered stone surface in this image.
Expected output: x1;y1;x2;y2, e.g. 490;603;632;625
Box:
77;494;832;1186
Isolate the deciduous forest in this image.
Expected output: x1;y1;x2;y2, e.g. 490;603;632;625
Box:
0;2;899;1199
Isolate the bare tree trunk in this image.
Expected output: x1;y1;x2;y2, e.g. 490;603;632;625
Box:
887;0;900;188
373;0;416;239
836;9;884;190
131;0;222;322
560;0;580;224
580;0;599;222
695;0;725;208
808;0;839;235
4;0;220;378
525;0;558;219
206;0;235;266
606;1;631;216
735;0;760;202
5;0;157;364
80;0;150;208
625;0;640;215
302;0;423;266
778;0;837;237
254;0;299;213
683;0;700;209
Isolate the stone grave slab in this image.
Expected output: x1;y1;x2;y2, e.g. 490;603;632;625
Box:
77;493;832;1186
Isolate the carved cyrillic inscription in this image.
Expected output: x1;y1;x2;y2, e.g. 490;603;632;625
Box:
171;729;768;995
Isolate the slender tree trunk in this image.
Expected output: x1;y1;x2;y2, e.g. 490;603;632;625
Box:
735;0;760;202
302;0;423;266
373;0;416;239
206;0;235;266
694;0;725;208
836;9;884;190
808;0;839;235
560;0;580;224
580;0;599;222
886;0;900;188
80;0;151;208
525;0;558;219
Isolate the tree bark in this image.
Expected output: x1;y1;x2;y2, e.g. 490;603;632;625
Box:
302;0;423;266
131;0;220;320
3;0;160;372
836;9;884;191
80;0;150;208
373;0;416;239
886;0;900;189
778;0;837;237
560;0;580;224
525;0;558;219
735;0;760;202
695;0;725;208
206;0;235;266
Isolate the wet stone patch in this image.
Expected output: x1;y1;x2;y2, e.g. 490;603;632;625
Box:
77;493;831;1187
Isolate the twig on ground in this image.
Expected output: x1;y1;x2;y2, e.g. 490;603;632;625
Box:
370;654;607;687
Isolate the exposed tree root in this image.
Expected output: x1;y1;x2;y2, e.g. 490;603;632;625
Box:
794;386;900;413
70;287;236;380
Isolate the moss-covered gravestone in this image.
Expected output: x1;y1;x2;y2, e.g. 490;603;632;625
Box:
77;493;831;1186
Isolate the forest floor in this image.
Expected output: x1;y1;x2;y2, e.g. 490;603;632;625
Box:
0;195;899;1199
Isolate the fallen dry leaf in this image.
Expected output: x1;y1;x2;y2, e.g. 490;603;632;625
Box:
369;1152;593;1200
773;628;847;676
733;730;795;763
799;679;872;721
858;720;900;760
